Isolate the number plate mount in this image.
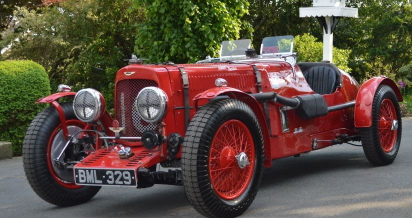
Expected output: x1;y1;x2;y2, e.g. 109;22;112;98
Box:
74;168;137;187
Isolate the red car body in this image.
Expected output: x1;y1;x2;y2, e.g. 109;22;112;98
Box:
24;37;403;218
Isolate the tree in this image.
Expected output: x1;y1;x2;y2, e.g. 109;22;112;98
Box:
0;0;44;35
244;0;412;82
1;0;145;109
133;0;250;63
244;0;322;52
334;0;412;81
295;34;351;72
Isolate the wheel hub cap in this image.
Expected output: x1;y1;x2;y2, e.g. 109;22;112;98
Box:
391;120;398;131
235;152;250;169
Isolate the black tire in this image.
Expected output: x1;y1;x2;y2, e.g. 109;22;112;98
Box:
182;99;264;218
23;102;100;206
360;85;402;166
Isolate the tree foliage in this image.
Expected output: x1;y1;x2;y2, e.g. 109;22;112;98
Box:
2;0;145;109
335;0;412;81
133;0;250;63
4;0;412;99
244;0;412;82
0;0;42;32
244;0;321;52
295;34;351;72
399;64;412;83
0;60;50;156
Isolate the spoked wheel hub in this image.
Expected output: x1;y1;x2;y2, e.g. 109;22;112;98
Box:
217;148;251;170
218;146;236;169
209;120;255;200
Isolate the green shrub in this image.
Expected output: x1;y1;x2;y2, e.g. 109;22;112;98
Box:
401;94;412;116
294;33;351;72
0;60;51;156
398;64;412;84
399;103;408;117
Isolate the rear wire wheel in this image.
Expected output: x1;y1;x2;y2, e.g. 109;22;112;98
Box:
361;85;402;166
182;99;264;218
23;103;101;206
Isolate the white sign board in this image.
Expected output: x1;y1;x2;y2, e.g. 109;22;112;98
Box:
313;0;346;7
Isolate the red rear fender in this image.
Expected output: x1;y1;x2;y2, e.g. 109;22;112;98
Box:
194;87;272;168
354;77;402;128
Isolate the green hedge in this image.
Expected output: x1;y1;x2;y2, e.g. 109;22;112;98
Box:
0;60;51;156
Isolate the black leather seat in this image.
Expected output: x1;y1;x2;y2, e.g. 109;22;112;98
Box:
298;63;341;95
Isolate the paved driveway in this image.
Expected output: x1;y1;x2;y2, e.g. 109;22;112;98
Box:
1;117;411;218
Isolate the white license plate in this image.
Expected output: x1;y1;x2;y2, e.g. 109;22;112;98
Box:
74;168;137;187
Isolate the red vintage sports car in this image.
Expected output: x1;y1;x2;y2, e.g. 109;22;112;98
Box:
23;36;402;218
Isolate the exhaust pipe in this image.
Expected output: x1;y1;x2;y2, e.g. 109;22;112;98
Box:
250;92;300;108
251;92;355;120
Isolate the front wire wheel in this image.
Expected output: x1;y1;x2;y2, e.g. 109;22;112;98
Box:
182;99;264;218
23;103;101;206
361;85;402;166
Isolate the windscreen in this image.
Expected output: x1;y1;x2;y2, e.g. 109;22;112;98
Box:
220;39;251;57
261;35;294;55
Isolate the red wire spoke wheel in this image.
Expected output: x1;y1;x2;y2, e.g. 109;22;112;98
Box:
23;103;100;206
378;99;398;153
182;99;264;218
209;120;255;200
361;85;402;166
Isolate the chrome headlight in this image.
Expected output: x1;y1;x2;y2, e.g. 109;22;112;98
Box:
135;87;167;123
73;88;106;123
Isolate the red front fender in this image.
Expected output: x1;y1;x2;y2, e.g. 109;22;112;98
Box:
36;92;77;103
194;87;272;168
36;92;114;139
354;76;403;128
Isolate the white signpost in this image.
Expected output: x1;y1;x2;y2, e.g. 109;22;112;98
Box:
300;0;358;62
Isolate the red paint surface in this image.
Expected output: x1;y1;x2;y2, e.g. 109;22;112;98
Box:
36;92;76;103
354;77;403;127
35;59;398;173
74;145;162;173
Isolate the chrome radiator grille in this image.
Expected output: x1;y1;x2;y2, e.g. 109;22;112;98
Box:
115;79;158;139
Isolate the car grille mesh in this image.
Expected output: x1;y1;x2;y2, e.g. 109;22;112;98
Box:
115;79;158;139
